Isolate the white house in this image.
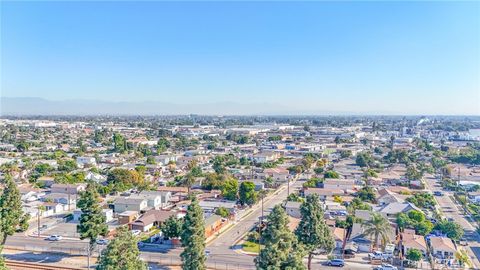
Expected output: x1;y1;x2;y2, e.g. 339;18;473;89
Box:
114;197;148;213
323;179;355;190
285;201;302;218
76;156;97;167
430;236;456;259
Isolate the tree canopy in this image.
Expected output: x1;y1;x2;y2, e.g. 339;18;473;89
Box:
256;205;306;270
96;226;147;270
295;194;335;270
181;198;206;270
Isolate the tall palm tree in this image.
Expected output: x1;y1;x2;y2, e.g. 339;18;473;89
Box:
362;213;392;250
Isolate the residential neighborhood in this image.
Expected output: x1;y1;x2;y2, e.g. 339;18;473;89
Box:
1;116;480;269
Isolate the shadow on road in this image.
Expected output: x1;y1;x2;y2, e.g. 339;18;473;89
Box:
3;251;83;263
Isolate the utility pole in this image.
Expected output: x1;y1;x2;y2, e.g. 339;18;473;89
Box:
87;243;91;269
287;177;290;198
37;207;41;237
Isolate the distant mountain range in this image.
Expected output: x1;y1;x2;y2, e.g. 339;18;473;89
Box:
0;97;397;116
0;97;294;116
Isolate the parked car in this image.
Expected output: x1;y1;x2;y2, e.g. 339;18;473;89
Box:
434;191;444;196
46;235;62;241
368;251;384;260
96;239;109;245
375;264;398;270
326;259;345;267
131;230;141;236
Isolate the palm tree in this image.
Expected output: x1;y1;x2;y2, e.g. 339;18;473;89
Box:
362;213;392;250
180;173;195;194
455;250;473;269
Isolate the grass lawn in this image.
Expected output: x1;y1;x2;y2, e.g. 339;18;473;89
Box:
242;241;262;254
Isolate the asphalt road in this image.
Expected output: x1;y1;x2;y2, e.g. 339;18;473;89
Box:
206;176;306;267
424;175;480;269
4;177;306;269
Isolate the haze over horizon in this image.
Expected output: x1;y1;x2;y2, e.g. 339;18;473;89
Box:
1;1;479;115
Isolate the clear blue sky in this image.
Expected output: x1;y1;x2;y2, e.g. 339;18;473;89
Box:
1;1;479;115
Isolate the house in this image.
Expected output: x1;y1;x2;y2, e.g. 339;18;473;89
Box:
330;227;346;249
114;197;148;213
377;188;407;205
429;236;456;259
19;187;45;202
263;167;291;182
303;188;344;201
251;151;280;163
130;210;176;232
354;210;372;221
130;193;162;210
401;229;427;256
118;211;139;225
323;179;355;190
42;193;76;208
204;214;225;238
155;155;177;166
76;156;97;167
73;208;113;222
85;172;107;183
43;202;66;216
51;183;86;195
36;176;55;188
285;201;302;218
349;222;395;252
198;200;236;213
377;202;422;220
468;191;480;203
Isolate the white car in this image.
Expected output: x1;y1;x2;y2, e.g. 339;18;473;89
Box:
368;251;384;260
46;235;62;241
96;239;109;245
375;264;398;270
131;230;141;236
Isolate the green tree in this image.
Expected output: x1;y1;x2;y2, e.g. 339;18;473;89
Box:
113;133;126;153
324;170;340;179
222;178;238;201
339;150;352;159
77;183;108;268
356;186;377;203
161;216;183;239
179;173;196;194
201;173;223;190
256;205;306;270
455;250;473;268
215;207;230;218
406;193;436;209
406;165;423;181
356;152;374;167
287;193;304;203
181;198;206;270
295;194;335;270
146;156;156;165
96;226;147;270
362;213;392;250
0;175;29;263
239;181;258;206
406;248;422;263
435;220;464;240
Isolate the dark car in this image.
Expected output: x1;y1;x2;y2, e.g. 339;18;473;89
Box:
326;259;345;267
433;191;444;196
